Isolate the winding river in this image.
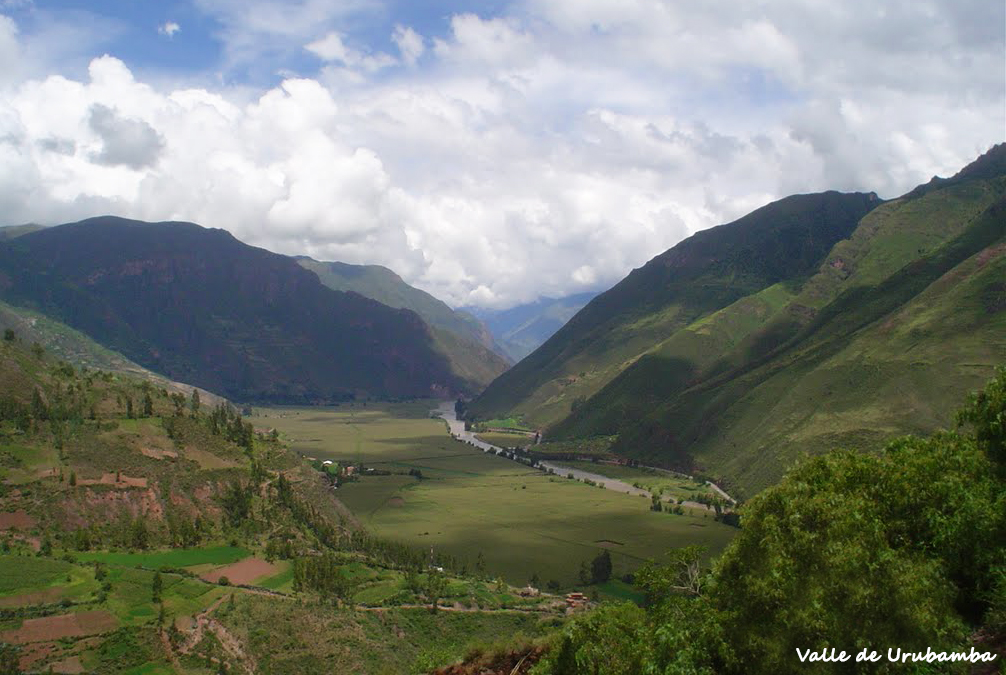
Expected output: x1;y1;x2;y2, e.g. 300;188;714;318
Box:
432;401;730;509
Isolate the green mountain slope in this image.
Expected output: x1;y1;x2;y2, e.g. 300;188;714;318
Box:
0;216;470;402
547;144;1006;496
298;258;510;389
469;190;882;427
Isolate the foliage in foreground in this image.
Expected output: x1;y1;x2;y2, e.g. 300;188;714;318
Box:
530;368;1006;674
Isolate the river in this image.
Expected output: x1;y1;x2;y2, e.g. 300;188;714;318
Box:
432;401;703;504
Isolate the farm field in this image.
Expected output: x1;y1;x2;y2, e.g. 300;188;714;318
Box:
249;403;737;587
474;431;534;448
557;461;718;502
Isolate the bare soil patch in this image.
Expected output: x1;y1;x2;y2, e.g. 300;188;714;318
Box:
2;610;117;643
387;496;405;507
140;447;178;460
0;510;36;530
50;655;84;674
77;473;148;488
201;558;279;586
0;587;64;607
184;446;238;469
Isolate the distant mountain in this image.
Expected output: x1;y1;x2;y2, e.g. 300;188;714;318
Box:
462;292;598;362
470;143;1006;497
0;217;473;402
298;257;512;386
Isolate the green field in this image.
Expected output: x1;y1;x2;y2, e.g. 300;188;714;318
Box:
249;404;737;587
77;545;251;569
558;461;716;501
475;431;534;448
479;416;532;431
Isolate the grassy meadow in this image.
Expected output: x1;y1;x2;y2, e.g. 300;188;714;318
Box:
557;461;716;501
248;402;737;587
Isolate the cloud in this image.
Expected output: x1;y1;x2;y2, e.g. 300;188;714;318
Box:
0;2;1002;308
305;31;396;71
392;25;423;67
88;103;164;169
158;21;180;38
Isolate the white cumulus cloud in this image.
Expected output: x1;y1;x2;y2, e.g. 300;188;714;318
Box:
0;1;1002;309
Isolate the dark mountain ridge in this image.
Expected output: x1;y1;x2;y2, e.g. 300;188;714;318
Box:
0;216;466;402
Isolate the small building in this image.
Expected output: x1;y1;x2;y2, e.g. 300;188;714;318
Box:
565;592;587;608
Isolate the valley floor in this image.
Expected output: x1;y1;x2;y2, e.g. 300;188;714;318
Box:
248;401;737;589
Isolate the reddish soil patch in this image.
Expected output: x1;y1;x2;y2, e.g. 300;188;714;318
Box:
201;558;279;585
78;473;148;488
50;655;85;674
140;447;178;460
17;642;55;671
387;496;405;507
0;510;37;530
0;587;63;608
2;610;118;644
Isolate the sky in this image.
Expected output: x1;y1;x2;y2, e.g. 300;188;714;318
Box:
0;0;1003;309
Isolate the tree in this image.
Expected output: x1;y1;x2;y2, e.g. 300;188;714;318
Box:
578;561;592;585
591;550;612;584
636;545;705;601
142;393;154;417
2;329;14;342
152;572;163;603
425;568;448;612
0;641;22;674
958;365;1006;469
190;389;201;417
710;433;1004;674
170;392;185;416
475;551;486;577
130;519;149;550
31;388;48;421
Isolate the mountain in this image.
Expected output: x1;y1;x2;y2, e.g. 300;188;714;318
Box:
0;223;45;240
0;298;223;405
469;190;882;427
0;216;473;402
462;292;598;362
297;257;511;386
472;144;1006;497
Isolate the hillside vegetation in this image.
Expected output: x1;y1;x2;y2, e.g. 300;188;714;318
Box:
0;334;564;673
516;369;1006;674
471;144;1006;497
